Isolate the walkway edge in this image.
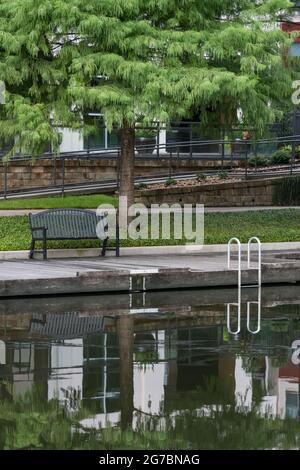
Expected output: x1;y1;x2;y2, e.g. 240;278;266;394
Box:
0;241;299;260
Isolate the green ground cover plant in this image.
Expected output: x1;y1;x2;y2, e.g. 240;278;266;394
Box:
0;210;299;251
0;194;117;210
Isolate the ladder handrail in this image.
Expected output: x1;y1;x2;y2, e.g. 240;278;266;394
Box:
227;237;242;289
247;237;262;287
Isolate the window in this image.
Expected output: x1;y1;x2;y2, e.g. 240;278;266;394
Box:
289;42;300;57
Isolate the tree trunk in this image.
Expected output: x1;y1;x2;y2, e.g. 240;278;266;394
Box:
119;119;135;225
117;315;134;430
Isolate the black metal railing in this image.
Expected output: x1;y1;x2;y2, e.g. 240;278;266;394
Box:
2;135;300;199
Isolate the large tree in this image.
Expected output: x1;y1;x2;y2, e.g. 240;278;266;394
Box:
0;0;296;209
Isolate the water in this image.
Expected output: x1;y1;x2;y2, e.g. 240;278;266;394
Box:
1;286;300;450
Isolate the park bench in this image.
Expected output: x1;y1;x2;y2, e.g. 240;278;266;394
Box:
29;208;120;260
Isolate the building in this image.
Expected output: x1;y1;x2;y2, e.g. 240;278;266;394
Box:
282;1;300;56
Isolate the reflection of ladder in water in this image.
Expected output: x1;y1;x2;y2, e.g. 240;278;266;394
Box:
226;237;262;335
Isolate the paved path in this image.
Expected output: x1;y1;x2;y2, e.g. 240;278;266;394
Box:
0;250;299;297
0;251;293;281
0;206;299;216
0;254;230;280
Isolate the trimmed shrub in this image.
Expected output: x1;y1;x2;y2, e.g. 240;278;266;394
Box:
248;155;269;167
165;177;177;186
135;182;148;190
271;147;291;165
217;171;229;180
196;172;207;182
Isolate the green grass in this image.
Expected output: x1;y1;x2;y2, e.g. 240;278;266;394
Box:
0;209;299;251
0;194;117;210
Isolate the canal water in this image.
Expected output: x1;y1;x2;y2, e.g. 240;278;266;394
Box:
1;285;300;450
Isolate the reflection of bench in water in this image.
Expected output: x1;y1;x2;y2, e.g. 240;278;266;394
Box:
30;313;105;339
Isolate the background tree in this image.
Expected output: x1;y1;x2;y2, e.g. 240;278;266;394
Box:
0;0;296;210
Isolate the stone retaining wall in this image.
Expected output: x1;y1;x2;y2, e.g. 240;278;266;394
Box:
135;177;284;207
0;157;233;193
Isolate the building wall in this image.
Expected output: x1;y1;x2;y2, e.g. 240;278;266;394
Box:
59;128;84;153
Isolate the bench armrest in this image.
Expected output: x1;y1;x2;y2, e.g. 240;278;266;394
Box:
31;226;48;241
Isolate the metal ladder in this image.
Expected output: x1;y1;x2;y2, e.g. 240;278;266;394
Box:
227;237;262;335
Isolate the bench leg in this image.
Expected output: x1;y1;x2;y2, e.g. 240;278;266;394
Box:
43;229;48;261
116;223;120;257
29;239;35;259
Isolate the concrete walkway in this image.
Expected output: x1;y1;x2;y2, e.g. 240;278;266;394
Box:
0;250;299;297
0;206;299;216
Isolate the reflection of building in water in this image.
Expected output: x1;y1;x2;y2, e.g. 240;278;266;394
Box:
0;312;300;424
278;363;300;419
48;339;83;408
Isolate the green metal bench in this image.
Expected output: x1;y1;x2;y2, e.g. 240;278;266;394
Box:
29;208;120;260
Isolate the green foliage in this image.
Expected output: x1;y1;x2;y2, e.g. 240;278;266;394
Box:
165;177;177;186
248;155;270;167
1;209;300;251
273;177;300;205
217;171;229;180
135;128;157;139
271;147;291;165
196;172;207;182
292;318;300;331
0;0;295;159
135;182;148;190
270;320;289;333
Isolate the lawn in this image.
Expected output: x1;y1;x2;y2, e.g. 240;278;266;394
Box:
0;209;299;251
0;194;117;210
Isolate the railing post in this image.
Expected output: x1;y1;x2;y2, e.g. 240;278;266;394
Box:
291;139;296;176
3;162;7;199
169;149;173;177
156;123;160;159
254;132;258;174
245;149;248;180
117;148;121;191
62;156;65;198
221;129;225;171
53;155;56;187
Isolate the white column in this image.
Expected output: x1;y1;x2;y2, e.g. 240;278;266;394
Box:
59;128;84;153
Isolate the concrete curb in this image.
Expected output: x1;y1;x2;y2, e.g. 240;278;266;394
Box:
0;241;299;260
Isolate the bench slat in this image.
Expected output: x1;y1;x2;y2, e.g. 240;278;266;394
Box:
30;209;105;240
